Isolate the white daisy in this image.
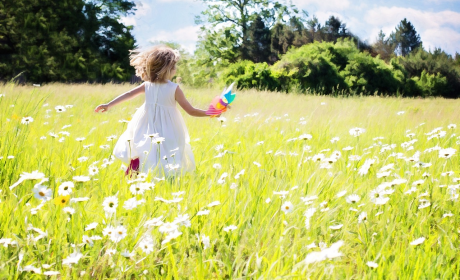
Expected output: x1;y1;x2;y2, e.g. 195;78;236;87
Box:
329;224;343;230
73;175;90;182
439;148;456;159
223;225;237;232
63;207;75;215
349;127;366;137
158;222;178;234
281;201;294;214
110;226;127;242
88;166;99;176
21;116;34;125
85;222;98;231
366;261;378;268
410;237;426;246
346;194;361;204
196;209;210;216
58;181;74;196
62;250;83;266
102;196;118;214
33;186;52;201
55;105;66;113
358;212;367;223
139;239;154;254
207;201;221;207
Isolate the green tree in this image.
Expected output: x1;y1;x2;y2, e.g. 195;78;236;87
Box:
324;16;347;42
247;16;272;63
0;0;136;83
306;15;320;42
195;0;294;61
371;30;396;61
391;18;422;57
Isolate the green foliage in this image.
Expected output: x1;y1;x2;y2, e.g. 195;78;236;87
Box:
371;30;396;62
390;18;422;57
220;60;281;91
217;39;460;97
339;51;402;95
272;41;348;93
0;0;136;83
195;0;293;61
396;48;460;98
411;70;449;97
247;16;272;63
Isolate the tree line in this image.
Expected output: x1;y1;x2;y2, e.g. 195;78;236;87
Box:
183;0;460;97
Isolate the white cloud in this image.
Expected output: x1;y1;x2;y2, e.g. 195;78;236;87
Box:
134;1;152;17
292;0;350;11
119;1;152;26
364;7;460;54
147;25;201;54
120;16;137;26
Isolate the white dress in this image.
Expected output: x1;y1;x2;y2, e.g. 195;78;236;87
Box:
113;80;196;176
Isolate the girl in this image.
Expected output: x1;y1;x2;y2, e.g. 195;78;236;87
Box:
94;45;221;177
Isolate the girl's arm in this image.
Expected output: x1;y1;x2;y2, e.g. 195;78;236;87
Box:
175;86;211;117
94;83;145;113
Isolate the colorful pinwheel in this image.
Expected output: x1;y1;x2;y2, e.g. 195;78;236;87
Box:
205;82;236;117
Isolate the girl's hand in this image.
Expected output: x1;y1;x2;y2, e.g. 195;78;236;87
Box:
94;104;109;113
213;105;231;118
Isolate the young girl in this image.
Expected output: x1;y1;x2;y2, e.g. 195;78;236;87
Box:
94;45;220;177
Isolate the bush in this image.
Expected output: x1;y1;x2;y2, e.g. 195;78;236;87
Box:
212;39;460;97
411;70;449;97
219;60;282;91
272;41;348;93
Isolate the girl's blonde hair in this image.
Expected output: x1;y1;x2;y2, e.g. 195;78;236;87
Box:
129;45;180;83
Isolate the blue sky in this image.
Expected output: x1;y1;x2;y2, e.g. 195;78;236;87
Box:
120;0;460;55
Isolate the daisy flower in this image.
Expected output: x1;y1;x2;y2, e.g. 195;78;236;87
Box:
110;226;127;243
367;261;378;268
55;105;66;113
102;196;118;214
410;237;426;246
349;127;366;137
88;166;99;176
21;116;34;125
63;207;75;215
223;225;237;232
298;134;312;140
281;201;294;214
196;209;210;216
159;222;179;234
346;194;361;204
58;182;74;196
85;222;98;231
102;225;115;237
139;239;154;254
32;185;52;201
62;250;83;266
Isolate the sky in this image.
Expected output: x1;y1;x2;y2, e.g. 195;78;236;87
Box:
119;0;460;56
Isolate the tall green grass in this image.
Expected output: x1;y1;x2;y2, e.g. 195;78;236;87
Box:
0;83;459;279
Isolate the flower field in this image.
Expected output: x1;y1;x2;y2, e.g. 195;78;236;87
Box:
0;83;459;279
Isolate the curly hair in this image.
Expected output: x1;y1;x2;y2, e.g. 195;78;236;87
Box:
129;45;180;83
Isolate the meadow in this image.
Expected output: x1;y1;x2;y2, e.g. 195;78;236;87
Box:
0;83;459;279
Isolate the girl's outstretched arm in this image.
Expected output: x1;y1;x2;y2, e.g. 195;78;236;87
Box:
94;83;145;113
175;86;211;117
